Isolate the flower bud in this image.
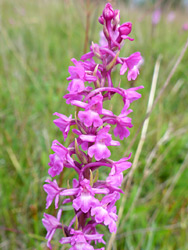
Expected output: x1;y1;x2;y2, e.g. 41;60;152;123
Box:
98;15;104;25
103;3;114;21
118;22;132;36
113;9;120;28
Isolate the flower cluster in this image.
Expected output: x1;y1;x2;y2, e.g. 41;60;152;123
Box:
42;3;143;249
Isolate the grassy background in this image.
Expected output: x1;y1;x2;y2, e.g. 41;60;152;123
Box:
0;0;188;249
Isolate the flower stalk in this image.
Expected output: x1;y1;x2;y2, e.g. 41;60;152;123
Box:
42;3;143;249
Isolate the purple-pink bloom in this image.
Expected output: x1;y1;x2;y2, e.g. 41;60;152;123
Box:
103;109;133;140
99;30;108;47
122;86;144;110
43;179;64;209
73;179;108;213
42;209;62;249
48;140;68;177
80;125;120;161
53;113;74;140
67;79;87;94
79;110;103;128
91;206;118;233
78;94;103;127
113;112;132;140
60;229;104;250
106;155;132;187
67;58;97;82
120;52;142;81
91;192;120;233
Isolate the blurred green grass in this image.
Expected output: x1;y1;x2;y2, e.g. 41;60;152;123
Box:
0;0;188;249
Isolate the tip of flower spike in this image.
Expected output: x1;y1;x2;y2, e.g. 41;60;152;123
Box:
103;3;114;21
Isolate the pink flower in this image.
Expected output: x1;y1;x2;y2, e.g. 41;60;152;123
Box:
67;79;85;93
48;140;68;177
78;94;103;128
103;109;133;140
80;126;120;161
43;179;64;209
122;86;144;110
120;52;142;81
42;210;62;249
67;58;97;82
106;154;132;187
73;179;108;213
60;229;104;250
91;192;120;233
53;113;74;140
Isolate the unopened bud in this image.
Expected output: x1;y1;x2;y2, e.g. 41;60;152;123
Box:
118;22;132;36
113;9;120;28
103;3;114;21
98;15;104;25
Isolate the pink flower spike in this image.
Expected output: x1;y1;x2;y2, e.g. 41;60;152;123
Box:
43;3;144;249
